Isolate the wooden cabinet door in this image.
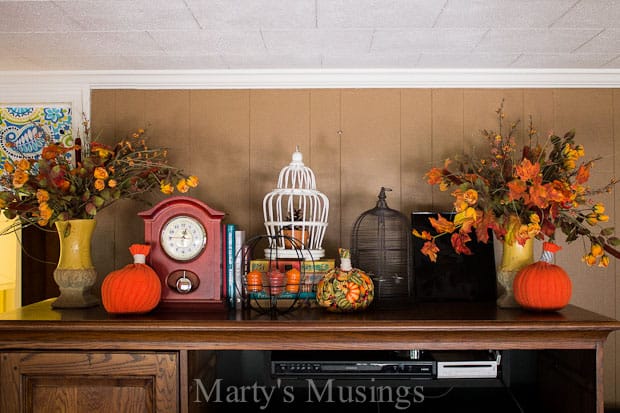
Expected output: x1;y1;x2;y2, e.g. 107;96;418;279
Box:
0;352;178;413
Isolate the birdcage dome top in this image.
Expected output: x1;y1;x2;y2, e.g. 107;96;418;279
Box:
276;147;318;190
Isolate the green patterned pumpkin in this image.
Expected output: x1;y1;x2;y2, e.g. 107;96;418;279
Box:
316;249;374;312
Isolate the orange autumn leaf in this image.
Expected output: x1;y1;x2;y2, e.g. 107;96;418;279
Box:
515;158;540;181
41;145;59;160
454;207;479;234
429;214;456;234
425;167;444;185
545;180;571;204
412;229;432;240
475;211;496;243
421;240;440;262
575;163;591;184
527;181;549;209
507;179;527;201
451;232;473;255
453;198;468;212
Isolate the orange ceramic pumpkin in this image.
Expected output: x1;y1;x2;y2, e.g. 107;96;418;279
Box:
513;242;572;311
102;244;162;314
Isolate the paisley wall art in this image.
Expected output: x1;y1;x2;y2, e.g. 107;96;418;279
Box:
0;105;73;169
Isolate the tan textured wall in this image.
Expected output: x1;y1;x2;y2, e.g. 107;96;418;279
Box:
91;88;619;405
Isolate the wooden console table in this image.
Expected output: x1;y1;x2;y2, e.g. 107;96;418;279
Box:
0;299;618;413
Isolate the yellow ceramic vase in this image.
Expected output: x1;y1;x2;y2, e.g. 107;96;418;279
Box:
496;238;534;308
52;219;99;308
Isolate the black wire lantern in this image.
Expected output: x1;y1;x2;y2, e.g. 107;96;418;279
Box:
238;234;314;315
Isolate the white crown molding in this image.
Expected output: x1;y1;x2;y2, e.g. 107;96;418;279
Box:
0;68;618;123
1;69;620;89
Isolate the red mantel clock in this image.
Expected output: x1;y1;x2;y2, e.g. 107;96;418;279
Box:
138;196;226;309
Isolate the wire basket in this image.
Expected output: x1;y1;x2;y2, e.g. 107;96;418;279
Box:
239;234;315;315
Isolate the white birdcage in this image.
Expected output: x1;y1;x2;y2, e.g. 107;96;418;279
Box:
263;147;329;259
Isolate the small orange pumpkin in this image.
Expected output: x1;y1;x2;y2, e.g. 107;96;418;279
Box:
513;242;572;311
101;244;162;314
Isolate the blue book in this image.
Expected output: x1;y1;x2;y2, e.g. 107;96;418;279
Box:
226;224;236;309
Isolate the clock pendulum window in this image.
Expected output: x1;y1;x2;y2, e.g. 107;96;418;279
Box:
138;196;226;309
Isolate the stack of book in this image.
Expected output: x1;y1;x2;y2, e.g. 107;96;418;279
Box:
248;259;335;300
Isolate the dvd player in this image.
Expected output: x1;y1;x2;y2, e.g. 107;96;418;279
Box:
271;350;435;378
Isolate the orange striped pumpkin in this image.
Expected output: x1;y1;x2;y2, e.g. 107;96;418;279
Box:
102;244;162;314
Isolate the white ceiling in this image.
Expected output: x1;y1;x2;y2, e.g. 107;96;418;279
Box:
1;0;620;71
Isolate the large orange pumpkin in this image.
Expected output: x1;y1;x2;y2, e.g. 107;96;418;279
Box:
102;244;162;314
513;242;572;311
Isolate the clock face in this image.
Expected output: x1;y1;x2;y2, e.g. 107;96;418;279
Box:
160;215;207;261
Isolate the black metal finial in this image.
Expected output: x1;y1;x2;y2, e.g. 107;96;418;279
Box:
376;187;392;208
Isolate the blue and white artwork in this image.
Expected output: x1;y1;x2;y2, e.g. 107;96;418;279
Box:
0;105;72;165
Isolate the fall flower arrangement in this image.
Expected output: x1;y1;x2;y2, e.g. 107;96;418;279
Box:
0;121;198;232
414;103;619;267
